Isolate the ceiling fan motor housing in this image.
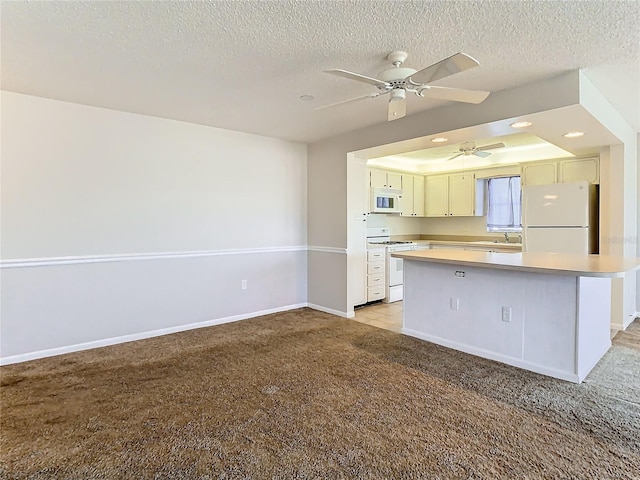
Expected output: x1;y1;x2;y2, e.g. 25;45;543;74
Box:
459;141;477;153
378;67;417;84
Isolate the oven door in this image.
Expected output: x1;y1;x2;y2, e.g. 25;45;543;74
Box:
388;254;404;287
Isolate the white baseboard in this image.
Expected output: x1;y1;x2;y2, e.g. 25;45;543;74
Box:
611;312;639;331
624;312;639;329
0;303;307;366
402;327;581;384
306;303;352;318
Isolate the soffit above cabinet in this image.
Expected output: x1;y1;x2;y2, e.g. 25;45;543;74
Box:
367;132;577;175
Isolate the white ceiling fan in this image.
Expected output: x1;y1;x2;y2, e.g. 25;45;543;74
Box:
447;141;506;161
316;51;490;121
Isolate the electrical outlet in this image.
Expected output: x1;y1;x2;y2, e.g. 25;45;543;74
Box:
241;280;247;290
502;306;511;322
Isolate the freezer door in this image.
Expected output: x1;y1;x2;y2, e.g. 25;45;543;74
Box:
522;181;590;227
523;227;589;254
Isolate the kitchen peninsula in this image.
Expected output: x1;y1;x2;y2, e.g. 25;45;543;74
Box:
392;250;640;383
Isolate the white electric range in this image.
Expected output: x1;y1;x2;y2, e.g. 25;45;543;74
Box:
366;227;417;303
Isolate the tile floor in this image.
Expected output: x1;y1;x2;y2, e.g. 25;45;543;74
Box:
353;301;403;333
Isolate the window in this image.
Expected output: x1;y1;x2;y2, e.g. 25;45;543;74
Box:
486;176;522;232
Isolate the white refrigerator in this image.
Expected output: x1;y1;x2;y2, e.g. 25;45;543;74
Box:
522;181;598;254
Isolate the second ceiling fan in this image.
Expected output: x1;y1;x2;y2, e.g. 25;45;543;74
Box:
447;141;506;161
316;51;490;121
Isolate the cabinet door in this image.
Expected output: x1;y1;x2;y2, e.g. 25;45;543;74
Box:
559;158;599;184
425;175;449;217
449;173;475;216
400;174;414;216
522;162;557;185
348;159;369;217
348;215;368;307
413;175;425;217
369;169;387;188
387;171;402;189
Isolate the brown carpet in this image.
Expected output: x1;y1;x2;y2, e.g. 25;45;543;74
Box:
1;308;639;479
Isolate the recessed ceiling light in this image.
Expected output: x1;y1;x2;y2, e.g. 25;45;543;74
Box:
431;137;448;143
510;121;532;128
299;95;314;102
563;131;584;138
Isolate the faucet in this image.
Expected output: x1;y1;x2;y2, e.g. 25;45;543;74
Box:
503;232;510;243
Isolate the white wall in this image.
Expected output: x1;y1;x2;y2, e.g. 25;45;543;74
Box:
1;92;308;362
579;73;639;328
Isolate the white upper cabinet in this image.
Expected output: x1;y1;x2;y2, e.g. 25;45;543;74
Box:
425;174;449;217
559;157;599;184
522;157;599;186
348;158;369;217
413;175;425;217
448;173;476;216
369;168;402;189
425;173;478;217
401;174;425;217
522;162;557;186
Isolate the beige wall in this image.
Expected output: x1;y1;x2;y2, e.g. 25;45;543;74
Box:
2;92;307;258
1;92;308;361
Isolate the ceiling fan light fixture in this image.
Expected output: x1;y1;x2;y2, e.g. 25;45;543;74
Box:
389;89;406;102
563;131;584;138
510;121;532;128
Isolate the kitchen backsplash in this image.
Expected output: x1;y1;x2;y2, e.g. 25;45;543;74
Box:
366;213;423;235
420;216;490;236
367;214;492;237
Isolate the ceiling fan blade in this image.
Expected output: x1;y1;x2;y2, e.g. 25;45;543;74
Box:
324;69;390;88
314;92;381;111
447;153;464;161
473;151;491;158
408;52;480;85
388;97;406;121
477;142;506;151
418;85;490;104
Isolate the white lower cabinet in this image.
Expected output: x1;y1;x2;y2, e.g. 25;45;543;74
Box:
367;248;386;302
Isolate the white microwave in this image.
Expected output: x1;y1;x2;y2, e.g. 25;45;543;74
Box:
371;188;402;213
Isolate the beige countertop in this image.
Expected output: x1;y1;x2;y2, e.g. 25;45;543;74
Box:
367;240;522;250
416;240;522;250
391;250;640;278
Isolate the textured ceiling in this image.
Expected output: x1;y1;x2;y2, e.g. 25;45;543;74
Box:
2;1;639;143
